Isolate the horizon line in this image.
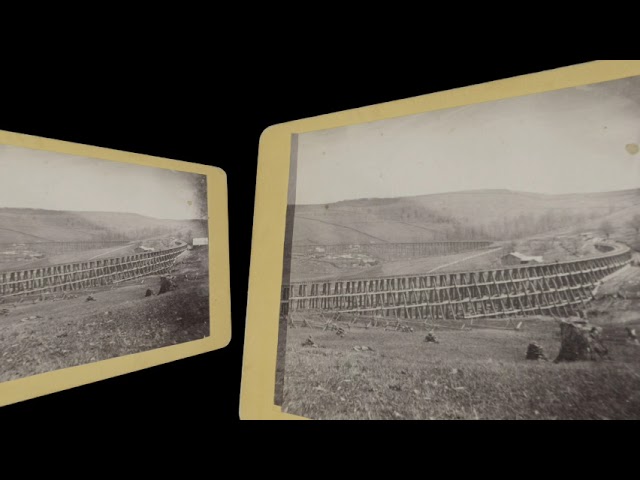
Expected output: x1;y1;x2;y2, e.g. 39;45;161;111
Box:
0;206;207;222
293;187;640;206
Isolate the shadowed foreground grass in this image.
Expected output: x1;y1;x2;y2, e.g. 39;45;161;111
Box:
0;277;209;382
281;321;640;420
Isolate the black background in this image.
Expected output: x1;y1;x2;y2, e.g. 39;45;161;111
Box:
0;58;610;430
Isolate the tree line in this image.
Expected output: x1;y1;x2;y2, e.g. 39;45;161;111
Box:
426;210;597;241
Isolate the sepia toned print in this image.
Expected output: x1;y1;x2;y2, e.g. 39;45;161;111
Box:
0;145;210;383
276;76;640;420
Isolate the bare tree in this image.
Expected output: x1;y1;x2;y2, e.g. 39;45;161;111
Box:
627;214;640;237
599;220;614;239
570;236;582;256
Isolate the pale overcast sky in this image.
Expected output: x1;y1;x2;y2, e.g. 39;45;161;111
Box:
294;75;640;204
0;146;207;220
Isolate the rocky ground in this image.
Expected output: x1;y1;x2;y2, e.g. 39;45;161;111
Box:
0;247;209;383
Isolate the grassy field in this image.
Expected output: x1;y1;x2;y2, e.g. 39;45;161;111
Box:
0;243;137;271
288;247;506;282
280;319;640;420
0;248;209;382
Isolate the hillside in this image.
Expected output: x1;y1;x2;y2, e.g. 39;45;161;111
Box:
291;189;640;245
0;208;207;244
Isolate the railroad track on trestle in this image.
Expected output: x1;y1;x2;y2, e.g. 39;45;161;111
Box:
281;242;633;321
0;242;188;298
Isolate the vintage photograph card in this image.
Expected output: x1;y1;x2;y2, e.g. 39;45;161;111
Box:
0;130;230;407
241;60;640;420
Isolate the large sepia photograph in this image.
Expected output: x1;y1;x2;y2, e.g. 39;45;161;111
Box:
0;145;210;383
275;76;640;420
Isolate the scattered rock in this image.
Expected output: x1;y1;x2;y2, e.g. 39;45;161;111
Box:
301;336;317;347
353;345;374;352
554;319;609;363
389;384;402;391
335;327;346;337
424;333;439;343
626;327;640;346
526;342;548;361
158;276;177;295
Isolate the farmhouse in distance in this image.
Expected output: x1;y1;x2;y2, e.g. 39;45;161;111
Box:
501;252;543;266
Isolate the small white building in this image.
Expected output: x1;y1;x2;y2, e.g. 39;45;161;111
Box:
501;252;543;266
193;237;209;246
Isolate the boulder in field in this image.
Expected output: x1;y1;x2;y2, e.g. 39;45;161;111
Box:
302;336;317;347
526;342;548;361
158;276;177;295
424;333;439;344
554;319;609;363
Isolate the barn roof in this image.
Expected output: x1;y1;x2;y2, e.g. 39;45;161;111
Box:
505;252;543;263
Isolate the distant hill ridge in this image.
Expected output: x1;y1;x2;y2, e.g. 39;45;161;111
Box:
0;208;207;243
300;188;640;207
291;188;640;245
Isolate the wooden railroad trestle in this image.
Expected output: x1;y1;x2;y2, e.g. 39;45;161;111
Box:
0;245;187;297
281;243;632;321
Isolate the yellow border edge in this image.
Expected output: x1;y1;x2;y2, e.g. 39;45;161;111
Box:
240;60;640;420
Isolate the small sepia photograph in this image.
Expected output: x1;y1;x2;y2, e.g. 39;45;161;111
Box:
0;144;210;384
275;75;640;420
